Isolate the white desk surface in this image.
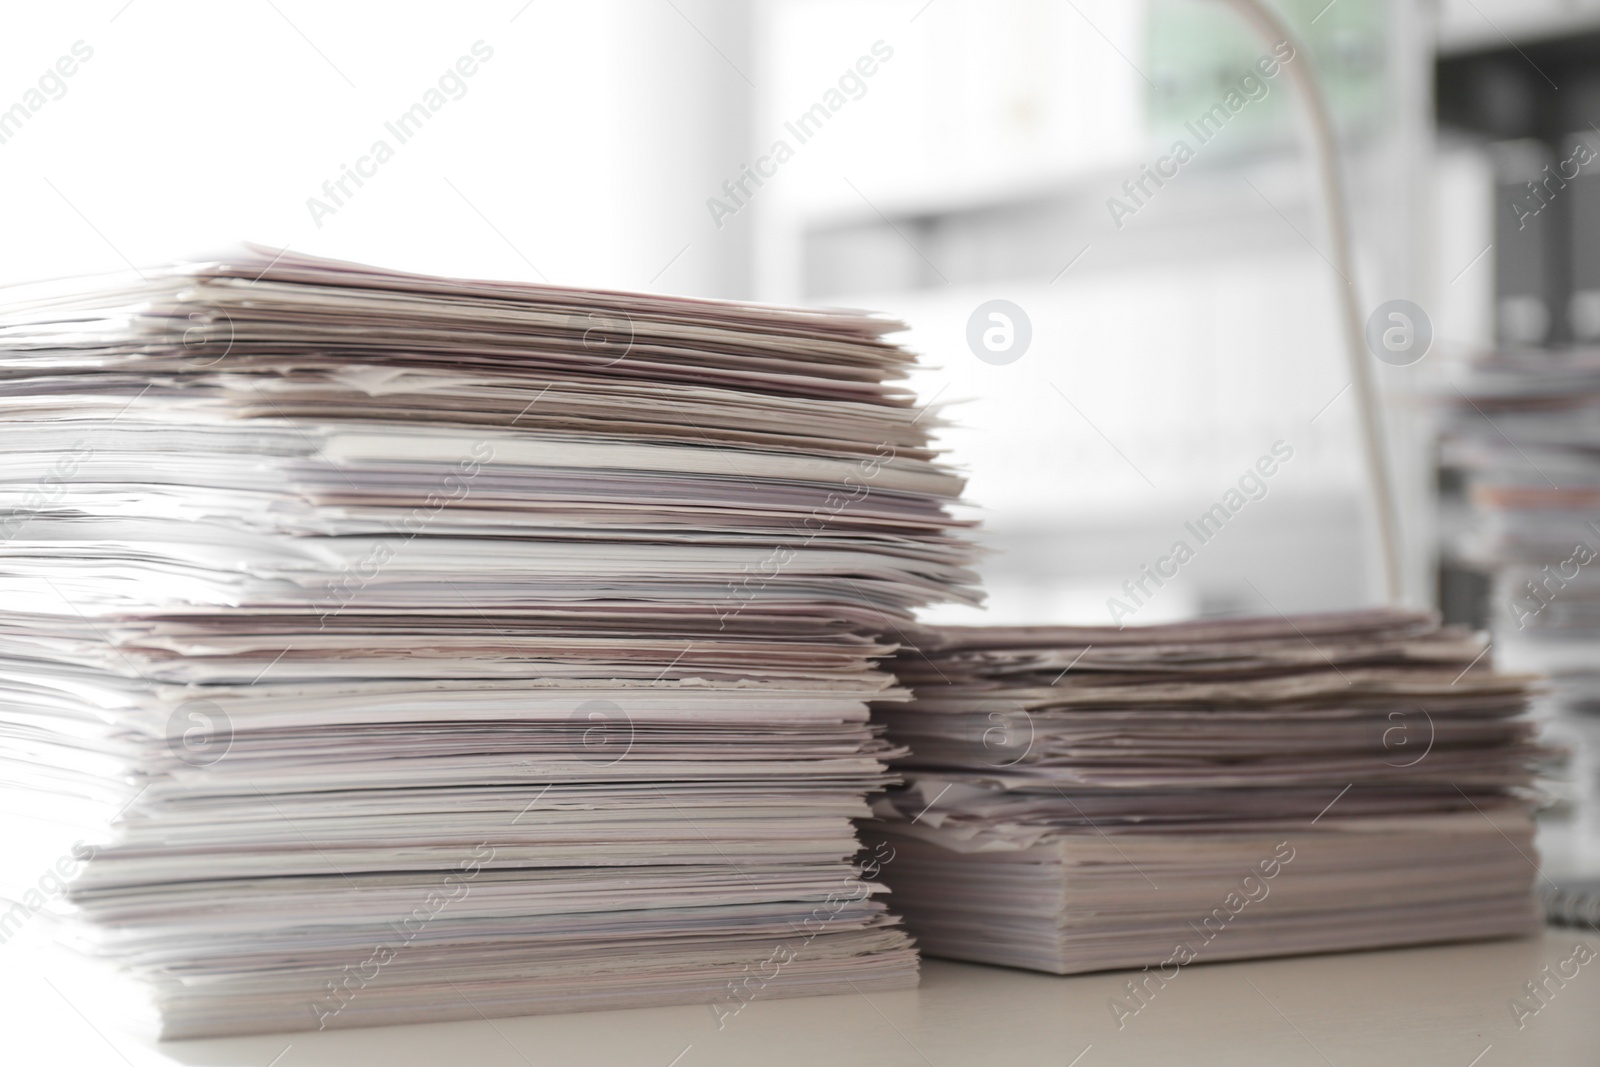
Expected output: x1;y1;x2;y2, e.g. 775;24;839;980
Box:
4;930;1595;1066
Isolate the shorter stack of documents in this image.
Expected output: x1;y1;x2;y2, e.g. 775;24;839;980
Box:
864;610;1545;974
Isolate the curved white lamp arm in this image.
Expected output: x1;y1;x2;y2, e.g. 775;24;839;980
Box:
1216;0;1404;604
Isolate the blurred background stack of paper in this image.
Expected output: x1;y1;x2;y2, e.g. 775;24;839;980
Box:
863;610;1544;975
0;247;978;1037
1441;353;1600;866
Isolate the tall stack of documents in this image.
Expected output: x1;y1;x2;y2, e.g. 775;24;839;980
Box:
865;611;1543;975
0;247;977;1037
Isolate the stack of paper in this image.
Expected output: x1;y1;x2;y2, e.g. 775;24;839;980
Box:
0;247;978;1037
864;610;1544;975
1441;352;1600;676
1442;352;1600;842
